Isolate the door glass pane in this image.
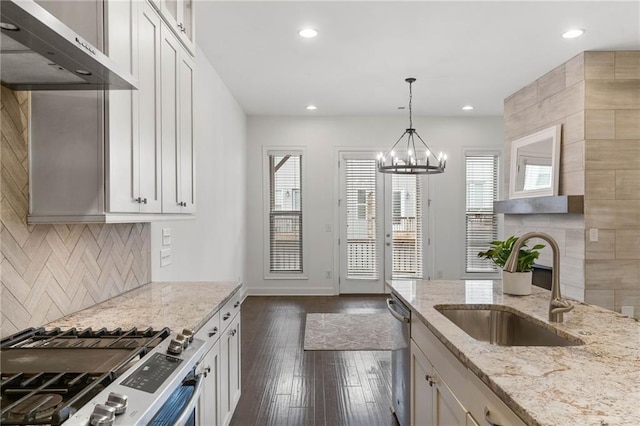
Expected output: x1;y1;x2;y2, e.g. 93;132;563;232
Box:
346;159;378;279
392;174;422;278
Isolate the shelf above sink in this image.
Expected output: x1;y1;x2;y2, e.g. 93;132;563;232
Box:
494;195;584;215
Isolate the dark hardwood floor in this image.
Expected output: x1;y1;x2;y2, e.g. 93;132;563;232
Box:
230;295;398;426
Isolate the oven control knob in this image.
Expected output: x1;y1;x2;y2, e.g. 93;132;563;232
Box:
105;392;128;415
182;328;194;343
168;338;184;354
176;333;189;348
90;403;116;426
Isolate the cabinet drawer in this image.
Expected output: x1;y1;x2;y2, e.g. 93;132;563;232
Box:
411;317;467;399
195;310;220;342
220;291;242;331
466;372;526;426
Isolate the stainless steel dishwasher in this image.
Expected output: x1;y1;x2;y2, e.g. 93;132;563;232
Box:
387;293;411;426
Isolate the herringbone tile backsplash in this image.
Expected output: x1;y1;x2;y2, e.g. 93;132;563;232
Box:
1;87;150;338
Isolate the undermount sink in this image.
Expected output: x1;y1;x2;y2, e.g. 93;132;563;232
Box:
435;305;584;347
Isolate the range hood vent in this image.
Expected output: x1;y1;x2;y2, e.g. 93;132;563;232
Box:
0;0;137;90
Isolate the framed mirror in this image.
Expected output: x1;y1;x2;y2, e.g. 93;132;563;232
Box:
509;124;561;199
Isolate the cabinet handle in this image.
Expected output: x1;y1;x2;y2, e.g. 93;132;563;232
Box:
135;197;141;203
178;201;187;207
178;22;186;33
425;374;434;387
208;326;218;337
229;328;237;337
233;301;240;308
484;407;502;426
223;312;231;321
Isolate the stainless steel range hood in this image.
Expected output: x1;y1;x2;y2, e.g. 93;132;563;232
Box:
0;0;137;90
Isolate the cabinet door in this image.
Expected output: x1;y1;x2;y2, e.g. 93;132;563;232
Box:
151;0;195;55
106;0;137;213
411;340;435;426
160;24;182;214
220;313;241;426
178;53;195;213
432;369;467;426
228;313;242;417
180;0;195;53
198;340;220;426
137;1;162;213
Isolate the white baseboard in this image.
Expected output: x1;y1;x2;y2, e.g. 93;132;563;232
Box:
246;286;336;296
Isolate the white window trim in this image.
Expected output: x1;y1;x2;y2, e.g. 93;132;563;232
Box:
262;146;308;280
461;148;503;279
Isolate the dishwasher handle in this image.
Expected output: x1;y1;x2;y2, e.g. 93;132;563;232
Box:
386;298;410;323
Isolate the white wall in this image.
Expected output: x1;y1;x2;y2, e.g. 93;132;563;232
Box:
246;116;503;295
151;47;247;283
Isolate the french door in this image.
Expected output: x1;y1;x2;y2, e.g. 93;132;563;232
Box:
338;152;426;294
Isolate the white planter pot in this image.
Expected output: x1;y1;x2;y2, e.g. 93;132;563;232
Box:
502;271;532;295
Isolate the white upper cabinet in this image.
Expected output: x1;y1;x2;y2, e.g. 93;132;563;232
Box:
161;23;196;214
28;0;196;223
107;0;162;214
150;0;196;56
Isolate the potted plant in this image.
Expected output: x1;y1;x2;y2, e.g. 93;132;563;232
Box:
477;236;545;295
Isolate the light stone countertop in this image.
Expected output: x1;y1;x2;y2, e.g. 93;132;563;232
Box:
388;279;640;426
46;281;242;333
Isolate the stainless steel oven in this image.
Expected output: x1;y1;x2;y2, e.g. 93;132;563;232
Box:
387;293;411;426
1;327;210;426
66;333;209;426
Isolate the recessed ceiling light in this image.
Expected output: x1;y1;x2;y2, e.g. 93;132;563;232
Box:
462;105;474;111
562;29;585;39
306;105;318;110
298;28;318;38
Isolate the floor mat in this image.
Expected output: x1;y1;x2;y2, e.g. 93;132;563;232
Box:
303;313;397;351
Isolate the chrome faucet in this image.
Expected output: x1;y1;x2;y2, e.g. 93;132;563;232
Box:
504;232;574;322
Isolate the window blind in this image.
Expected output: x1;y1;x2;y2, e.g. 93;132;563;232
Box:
391;174;423;278
346;159;378;279
269;154;302;273
465;154;498;273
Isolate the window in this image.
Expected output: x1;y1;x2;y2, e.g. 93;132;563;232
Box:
465;153;499;273
268;153;303;273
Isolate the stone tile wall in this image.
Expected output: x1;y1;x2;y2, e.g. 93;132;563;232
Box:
1;88;151;337
503;54;586;302
583;52;640;315
503;51;640;317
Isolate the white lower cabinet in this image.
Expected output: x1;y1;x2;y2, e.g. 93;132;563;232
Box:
411;340;466;426
410;318;525;426
195;295;242;426
198;338;220;426
220;312;241;426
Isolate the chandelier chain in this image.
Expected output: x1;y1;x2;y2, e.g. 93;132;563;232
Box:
408;80;413;129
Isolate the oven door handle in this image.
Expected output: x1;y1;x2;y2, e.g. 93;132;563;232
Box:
386;298;410;323
173;372;206;426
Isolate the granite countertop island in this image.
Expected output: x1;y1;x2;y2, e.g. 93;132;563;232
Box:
388;279;640;426
46;281;242;333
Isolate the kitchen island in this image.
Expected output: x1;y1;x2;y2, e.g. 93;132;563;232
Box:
388;279;640;426
46;281;241;332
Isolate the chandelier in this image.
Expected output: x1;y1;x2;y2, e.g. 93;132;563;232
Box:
377;78;447;175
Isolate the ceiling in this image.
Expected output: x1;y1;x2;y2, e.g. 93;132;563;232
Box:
196;1;640;116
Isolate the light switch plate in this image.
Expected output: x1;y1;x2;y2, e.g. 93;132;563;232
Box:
160;248;171;267
162;228;172;246
589;228;598;242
